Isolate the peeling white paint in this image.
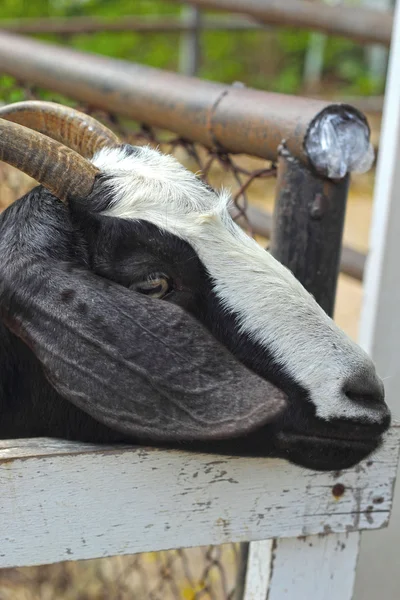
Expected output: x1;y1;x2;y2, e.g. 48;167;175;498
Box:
0;429;398;570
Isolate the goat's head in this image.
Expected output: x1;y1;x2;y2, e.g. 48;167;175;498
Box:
0;101;390;471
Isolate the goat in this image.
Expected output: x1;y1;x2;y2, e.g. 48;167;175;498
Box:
0;101;390;471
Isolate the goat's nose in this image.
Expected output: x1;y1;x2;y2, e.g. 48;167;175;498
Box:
343;370;385;408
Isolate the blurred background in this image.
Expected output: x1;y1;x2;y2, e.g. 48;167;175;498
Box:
0;0;395;598
0;0;392;98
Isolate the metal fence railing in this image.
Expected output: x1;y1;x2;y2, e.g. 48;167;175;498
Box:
0;1;393;45
0;31;374;598
0;1;393;94
168;0;393;46
0;13;262;35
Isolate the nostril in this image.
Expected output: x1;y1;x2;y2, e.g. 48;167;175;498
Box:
344;390;385;406
343;373;385;408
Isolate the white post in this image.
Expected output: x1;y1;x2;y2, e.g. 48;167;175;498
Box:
302;0;339;91
243;534;361;600
303;31;327;92
353;0;400;597
179;5;201;77
364;0;393;83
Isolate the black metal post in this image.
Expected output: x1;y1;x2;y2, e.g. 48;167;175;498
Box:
270;150;350;317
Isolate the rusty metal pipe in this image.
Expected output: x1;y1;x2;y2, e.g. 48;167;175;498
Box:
0;3;392;45
0;32;372;178
170;0;393;46
0;15;262;35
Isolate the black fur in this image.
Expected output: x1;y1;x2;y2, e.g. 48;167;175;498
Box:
0;187;286;442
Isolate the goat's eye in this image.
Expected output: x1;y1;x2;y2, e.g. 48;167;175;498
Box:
131;274;172;299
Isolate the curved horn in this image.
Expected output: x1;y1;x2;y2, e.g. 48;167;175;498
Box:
0;101;120;158
0;118;99;201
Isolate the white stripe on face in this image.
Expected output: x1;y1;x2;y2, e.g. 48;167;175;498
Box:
93;145;383;424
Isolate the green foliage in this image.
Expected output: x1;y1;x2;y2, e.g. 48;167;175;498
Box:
0;0;386;99
0;75;26;103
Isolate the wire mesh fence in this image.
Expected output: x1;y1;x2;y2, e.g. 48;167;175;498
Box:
0;545;244;600
0;78;280;600
0;77;279;239
87;103;277;238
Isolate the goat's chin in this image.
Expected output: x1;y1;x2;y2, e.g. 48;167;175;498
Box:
170;420;386;472
262;389;391;471
272;430;383;471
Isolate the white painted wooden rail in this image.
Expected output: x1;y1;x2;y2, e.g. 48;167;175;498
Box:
0;430;399;578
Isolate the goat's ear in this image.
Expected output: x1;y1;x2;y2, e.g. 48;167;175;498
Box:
1;260;287;442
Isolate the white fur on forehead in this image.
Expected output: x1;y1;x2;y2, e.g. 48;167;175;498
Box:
92;145;231;217
91;144;384;427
